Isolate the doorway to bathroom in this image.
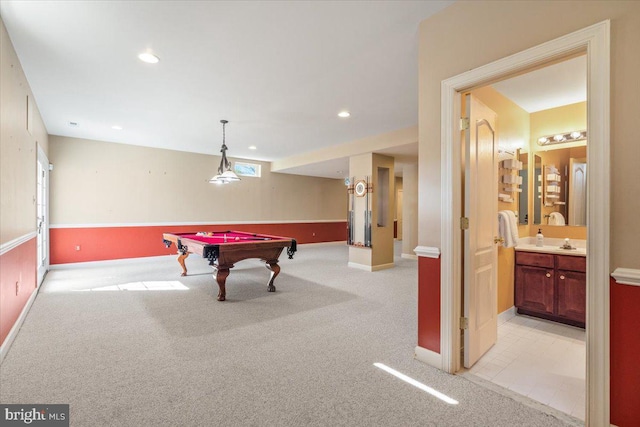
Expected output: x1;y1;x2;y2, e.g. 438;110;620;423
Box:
438;21;610;426
460;54;588;421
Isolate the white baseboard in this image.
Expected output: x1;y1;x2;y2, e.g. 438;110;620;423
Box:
347;262;395;272
401;253;418;260
299;241;347;247
51;242;346;270
371;263;395;271
50;255;173;270
0;288;38;364
414;346;442;369
498;306;516;326
347;262;372;271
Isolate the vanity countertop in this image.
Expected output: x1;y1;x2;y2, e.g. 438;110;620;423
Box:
515;243;586;257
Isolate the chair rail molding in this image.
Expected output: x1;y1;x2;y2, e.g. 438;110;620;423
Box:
414;246;440;258
612;268;640;286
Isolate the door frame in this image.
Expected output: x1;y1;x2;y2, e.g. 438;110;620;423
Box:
439;21;610;424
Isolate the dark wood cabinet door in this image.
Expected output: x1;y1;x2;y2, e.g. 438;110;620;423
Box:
515;265;554;315
556;269;586;325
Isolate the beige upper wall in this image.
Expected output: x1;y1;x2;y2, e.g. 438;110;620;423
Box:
48;136;346;225
272;126;417;172
471;86;530;153
0;18;49;244
419;1;640;269
401;163;418;256
531;102;587;152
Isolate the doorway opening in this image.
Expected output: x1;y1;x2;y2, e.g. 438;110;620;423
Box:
439;21;610;426
458;55;588;421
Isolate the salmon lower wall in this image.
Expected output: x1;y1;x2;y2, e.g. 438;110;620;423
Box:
50;221;347;264
610;276;640;427
0;237;37;346
417;255;440;353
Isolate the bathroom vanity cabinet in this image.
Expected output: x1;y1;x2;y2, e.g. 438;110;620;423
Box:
515;251;586;328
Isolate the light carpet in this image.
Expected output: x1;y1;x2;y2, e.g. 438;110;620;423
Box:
0;243;580;426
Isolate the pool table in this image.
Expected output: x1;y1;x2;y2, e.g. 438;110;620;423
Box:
163;231;297;301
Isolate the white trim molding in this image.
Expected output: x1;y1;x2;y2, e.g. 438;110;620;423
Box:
0;232;37;256
440;21;610;425
413;246;440;258
401;253;418;260
497;306;516;326
347;262;372;271
612;268;640;286
0;287;38;364
50;219;347;229
371;263;395;272
347;262;395;272
414;346;442;369
301;241;348;247
49;255;174;270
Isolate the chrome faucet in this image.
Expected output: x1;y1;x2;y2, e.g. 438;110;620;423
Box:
561;238;574;250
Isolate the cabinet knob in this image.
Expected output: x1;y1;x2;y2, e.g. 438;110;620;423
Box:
546;272;551;278
560;275;565;280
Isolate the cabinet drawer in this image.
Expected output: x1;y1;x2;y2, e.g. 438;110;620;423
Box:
515;251;554;268
556;255;586;272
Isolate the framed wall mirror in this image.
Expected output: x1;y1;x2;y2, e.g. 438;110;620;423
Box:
533;146;587;226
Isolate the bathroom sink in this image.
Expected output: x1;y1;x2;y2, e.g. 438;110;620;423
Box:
515;243;586;256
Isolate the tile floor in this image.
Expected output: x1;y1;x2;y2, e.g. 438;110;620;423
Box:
468;313;586;420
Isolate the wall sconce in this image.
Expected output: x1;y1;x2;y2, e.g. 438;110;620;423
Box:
537;130;587;146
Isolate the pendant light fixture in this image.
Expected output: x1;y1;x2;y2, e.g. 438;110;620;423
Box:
209;119;240;184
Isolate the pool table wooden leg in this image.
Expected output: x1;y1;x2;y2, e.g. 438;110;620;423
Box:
215;268;229;301
265;261;280;292
177;252;189;276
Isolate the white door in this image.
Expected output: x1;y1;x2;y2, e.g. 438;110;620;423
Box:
463;94;498;368
36;146;49;286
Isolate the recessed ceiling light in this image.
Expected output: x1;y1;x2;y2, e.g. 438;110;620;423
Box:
111;125;123;130
338;111;350;118
68;121;79;128
248;145;257;150
138;52;160;64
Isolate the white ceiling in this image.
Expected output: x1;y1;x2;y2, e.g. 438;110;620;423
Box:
0;1;452;172
491;56;586;113
1;1;585;180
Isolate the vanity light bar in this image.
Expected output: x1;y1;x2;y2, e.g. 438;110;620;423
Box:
537;130;587;146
